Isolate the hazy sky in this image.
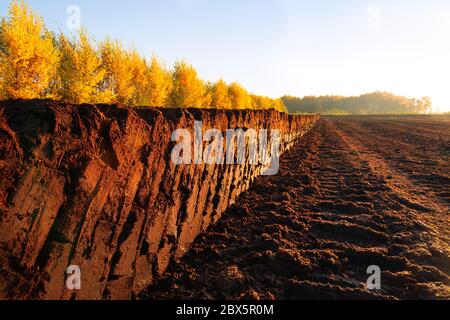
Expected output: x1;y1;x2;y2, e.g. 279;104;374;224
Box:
2;0;450;112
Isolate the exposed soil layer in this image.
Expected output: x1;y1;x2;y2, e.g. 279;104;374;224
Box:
0;100;318;299
141;115;450;300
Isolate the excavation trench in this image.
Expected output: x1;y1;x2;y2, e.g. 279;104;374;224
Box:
0;100;319;299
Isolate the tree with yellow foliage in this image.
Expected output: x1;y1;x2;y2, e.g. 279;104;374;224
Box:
251;94;268;110
210;79;232;109
0;0;59;99
56;30;105;104
0;63;5;100
0;0;289;113
146;57;172;107
228;82;254;110
128;50;151;106
98;39;134;105
170;60;210;108
251;95;286;112
272;98;287;113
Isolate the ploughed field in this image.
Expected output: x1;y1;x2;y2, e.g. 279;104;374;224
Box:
141;115;450;300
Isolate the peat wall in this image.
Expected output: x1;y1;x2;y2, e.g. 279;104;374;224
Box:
0;100;319;299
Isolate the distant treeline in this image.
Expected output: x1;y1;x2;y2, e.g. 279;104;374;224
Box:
0;0;286;112
282;92;432;115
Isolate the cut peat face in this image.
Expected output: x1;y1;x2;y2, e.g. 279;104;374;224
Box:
0;99;319;300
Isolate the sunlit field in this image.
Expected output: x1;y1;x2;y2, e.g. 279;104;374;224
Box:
0;0;448;308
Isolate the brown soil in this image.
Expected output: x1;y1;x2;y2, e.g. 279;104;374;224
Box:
0;100;318;299
140;115;450;300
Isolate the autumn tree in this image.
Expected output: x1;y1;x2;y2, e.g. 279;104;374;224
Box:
0;61;4;100
0;0;59;99
251;95;287;112
272;98;287;112
146;57;172;107
170;60;210;108
210;79;232;109
98;39;134;104
228;82;254;109
128;50;150;106
251;94;269;110
56;30;104;104
0;0;289;113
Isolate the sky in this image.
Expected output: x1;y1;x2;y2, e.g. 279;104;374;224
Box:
2;0;450;112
